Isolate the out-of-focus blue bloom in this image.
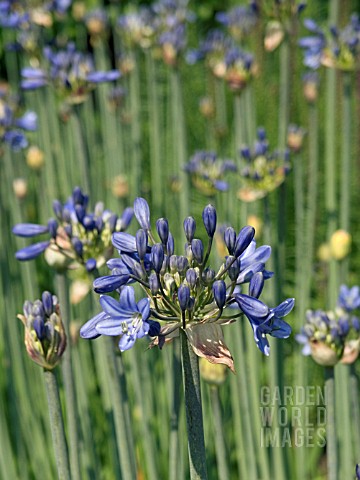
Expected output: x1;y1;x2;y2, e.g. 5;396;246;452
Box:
21;43;120;104
299;14;360;71
237;127;291;202
13;187;133;271
337;285;360;312
184;150;237;196
0;88;38;151
216;4;258;40
82;197;293;361
297;285;360;365
80;286;157;351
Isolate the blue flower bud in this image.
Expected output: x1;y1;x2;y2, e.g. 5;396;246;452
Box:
149;273;160;294
64;225;72;238
169;255;178;273
136;229;148;260
177;256;189;274
32;300;45;317
47;218;58;238
156;218;169;245
234;226;255;258
184;216;196;243
119;207;134;231
15;240;50;261
213;280;226;309
33;315;46;340
42;291;53;316
148;320;161;336
191;239;204;264
134;197;151;230
178;284;190;311
52;199;63;219
167;233;175;256
151;243;164;273
186;268;198;289
12;223;49;238
96;217;104;232
352;316;360;332
75;204;86;223
73;186;86;205
224;227;237;255
83;215;96;230
188;297;195;311
62;208;71;223
202;204;217;237
72;237;83;257
249;272;264;298
226;256;240;281
23;300;33;317
86;258;97;272
202;267;215;285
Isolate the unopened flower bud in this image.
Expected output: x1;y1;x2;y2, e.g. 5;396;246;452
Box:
191;239;204;264
149;273;160;294
234;226;255;258
151;243;164;273
226;256;240;281
202;267;216;285
249;272;264;298
186;268;198;289
156;218;169;245
224;227;237;255
178;284;190;311
184;216;196;243
213;280;226;309
167;233;175;256
136;229;148;260
202;204;217;237
177;256;189;275
17;292;66;369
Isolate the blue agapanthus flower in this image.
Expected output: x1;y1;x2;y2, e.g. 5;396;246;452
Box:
337;285;360;312
21;43;120;104
0;88;38;151
12;187;133;271
81;197;294;366
80;286;160;351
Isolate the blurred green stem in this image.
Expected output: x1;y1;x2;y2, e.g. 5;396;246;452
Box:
43;369;71;480
209;386;229;480
169;337;182;480
56;274;81;480
325;367;337;480
180;330;207;480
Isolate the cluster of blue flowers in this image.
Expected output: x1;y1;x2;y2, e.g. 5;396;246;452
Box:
215;4;258;40
0;88;38;151
80;197;294;362
296;285;360;366
299;14;360;71
21;43;120;103
12;187;133;272
237;127;291;202
184;151;237;196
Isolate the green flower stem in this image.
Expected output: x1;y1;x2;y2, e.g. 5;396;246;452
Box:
43;369;71;480
350;365;360;453
55;274;81;480
209;386;229;480
105;341;137;480
325;0;340;309
72;105;91;194
234;94;247;226
214;78;228;153
129;52;142;196
336;366;352;479
146;52;163;219
169;337;182;480
278;36;290;152
180;329;207;480
325;366;337;480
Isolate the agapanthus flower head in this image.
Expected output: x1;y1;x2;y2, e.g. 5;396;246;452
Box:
287;124;306;152
0;88;37;151
21;43;120;104
117;8;156;49
237;128;291;202
300;14;360;71
81;197;294;368
224;46;255;92
297;285;360;365
85;8;109;40
13;187;133;272
184;150;237;196
216;4;258;40
17;291;66;369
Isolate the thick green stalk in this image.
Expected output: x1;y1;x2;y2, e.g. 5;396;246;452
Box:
129;52;142;195
169;338;182;480
325;367;337;480
209;386;229;480
336;366;352;479
180;330;207;480
43;369;71;480
56;274;81;480
72;105;91;194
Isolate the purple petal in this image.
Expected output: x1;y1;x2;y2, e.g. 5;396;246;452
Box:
112;232;137;253
119;334;136;351
93;274;130;293
80;311;107;338
13;223;49;237
138;297;150;320
100;295;128;319
240;245;271;269
237;262;265;284
134;197;150;230
95;318;125;336
119;286;136;311
15;241;50;261
270;319;292;338
272;298;295;317
235;294;269;318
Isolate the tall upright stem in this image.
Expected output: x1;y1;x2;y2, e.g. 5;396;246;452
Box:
43;369;71;480
180;330;207;480
325;367;337;480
